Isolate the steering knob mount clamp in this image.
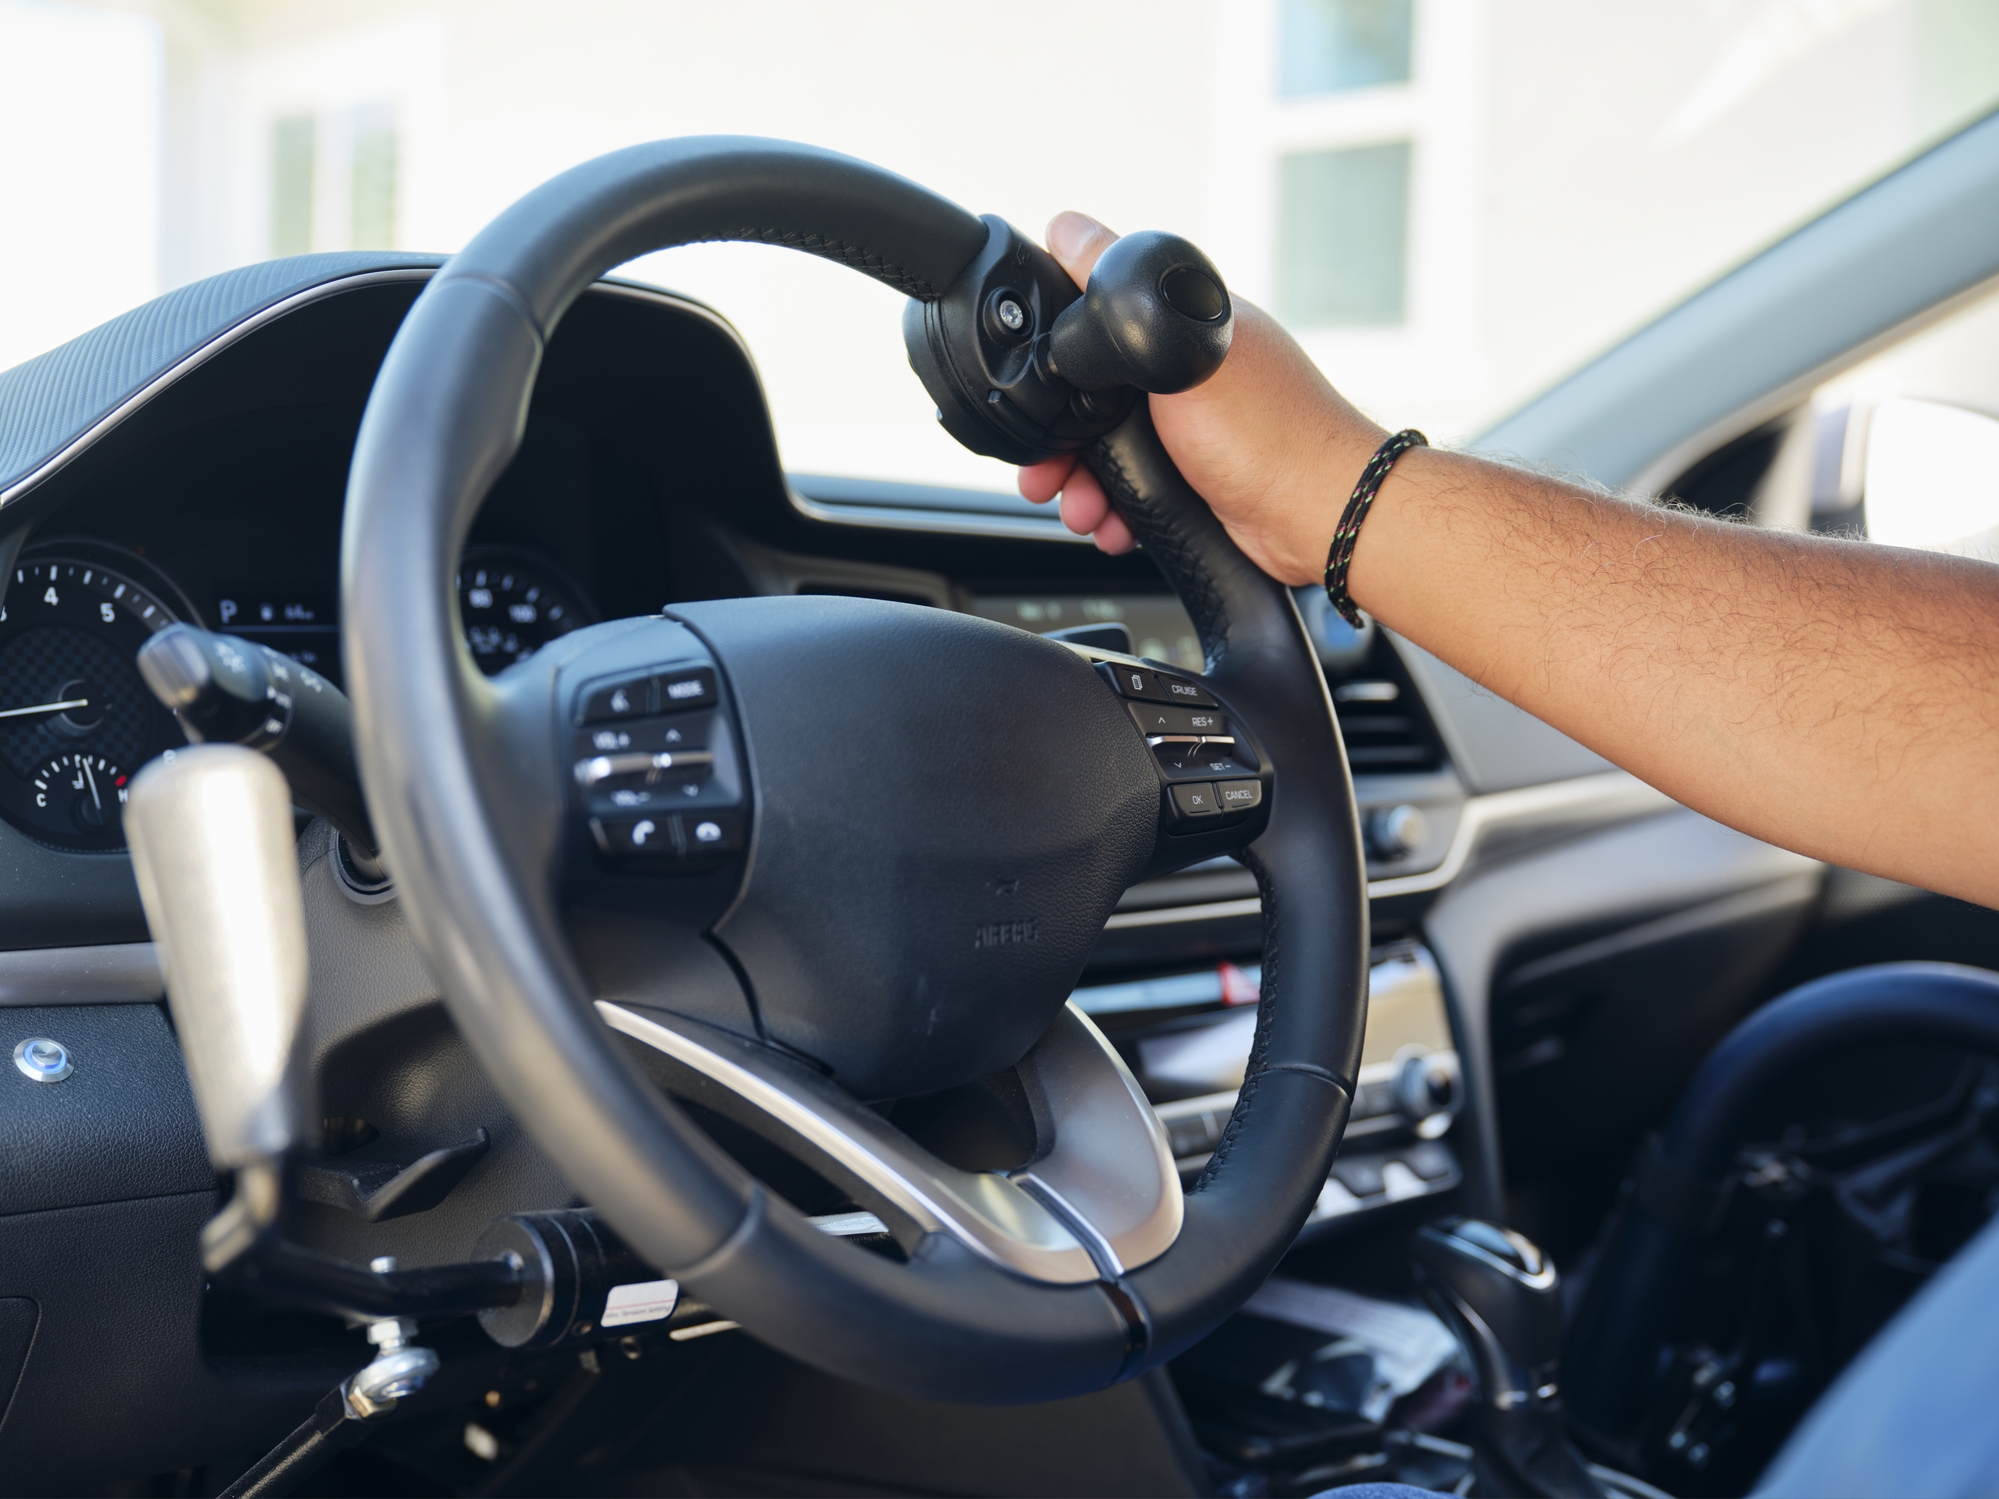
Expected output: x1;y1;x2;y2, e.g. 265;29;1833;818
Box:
903;220;1233;466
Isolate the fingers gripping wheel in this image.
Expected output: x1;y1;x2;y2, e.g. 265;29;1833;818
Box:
342;137;1361;1407
904;220;1233;465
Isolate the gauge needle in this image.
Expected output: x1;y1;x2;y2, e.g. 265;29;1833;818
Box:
81;758;101;811
0;697;88;720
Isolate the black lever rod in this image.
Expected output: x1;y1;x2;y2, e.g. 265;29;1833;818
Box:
137;623;381;871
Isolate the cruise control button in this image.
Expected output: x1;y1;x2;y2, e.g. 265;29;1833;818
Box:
1199;744;1258;776
579;675;652;724
590;814;675;858
1155;674;1218;707
1217;780;1263;813
654;667;717;712
1128;703;1228;736
1169;782;1222;819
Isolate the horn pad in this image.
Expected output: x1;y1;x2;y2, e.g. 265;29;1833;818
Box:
673;596;1159;1100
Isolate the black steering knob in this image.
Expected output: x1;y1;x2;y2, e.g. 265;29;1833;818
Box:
1414;1218;1606;1498
903;219;1233;465
1041;230;1233;393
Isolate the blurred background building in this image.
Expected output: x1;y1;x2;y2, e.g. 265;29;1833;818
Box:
4;0;1997;491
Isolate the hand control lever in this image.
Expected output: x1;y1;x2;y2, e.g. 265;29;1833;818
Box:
1413;1217;1607;1498
125;744;316;1251
136;623;382;882
126;748;662;1496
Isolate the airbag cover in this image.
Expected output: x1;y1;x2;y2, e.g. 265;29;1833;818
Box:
673;596;1157;1099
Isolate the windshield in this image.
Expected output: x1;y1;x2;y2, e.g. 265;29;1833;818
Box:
4;0;1997;492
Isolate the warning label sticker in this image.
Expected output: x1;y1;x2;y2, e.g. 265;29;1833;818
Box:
603;1278;680;1328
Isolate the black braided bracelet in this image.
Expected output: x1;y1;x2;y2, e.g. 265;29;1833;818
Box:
1323;428;1428;628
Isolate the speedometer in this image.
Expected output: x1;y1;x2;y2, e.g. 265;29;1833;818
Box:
457;548;598;674
0;557;185;849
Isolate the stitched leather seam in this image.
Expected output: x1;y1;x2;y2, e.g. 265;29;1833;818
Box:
705;227;944;299
1264;1061;1352;1090
1085;431;1232;664
441;270;550;345
1195;844;1280;1189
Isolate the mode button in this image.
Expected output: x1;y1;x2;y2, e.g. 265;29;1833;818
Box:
654;667;717;711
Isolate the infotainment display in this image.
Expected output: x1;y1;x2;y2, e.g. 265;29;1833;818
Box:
970;594;1202;672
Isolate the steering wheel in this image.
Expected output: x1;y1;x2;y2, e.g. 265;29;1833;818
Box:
342;137;1367;1403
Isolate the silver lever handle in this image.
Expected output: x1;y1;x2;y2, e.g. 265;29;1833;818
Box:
125;744;312;1200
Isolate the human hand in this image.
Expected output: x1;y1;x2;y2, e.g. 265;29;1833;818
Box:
1017;212;1389;584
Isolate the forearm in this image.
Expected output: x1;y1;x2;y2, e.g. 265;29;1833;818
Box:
1349;448;1999;904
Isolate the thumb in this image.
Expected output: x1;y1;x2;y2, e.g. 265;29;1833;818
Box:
1045;211;1118;291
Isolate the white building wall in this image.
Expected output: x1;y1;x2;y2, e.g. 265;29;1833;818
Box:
6;0;1997;491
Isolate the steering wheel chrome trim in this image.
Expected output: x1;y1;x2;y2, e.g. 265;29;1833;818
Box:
601;999;1181;1286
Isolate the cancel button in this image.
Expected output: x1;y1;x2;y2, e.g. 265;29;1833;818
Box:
1217;780;1263;813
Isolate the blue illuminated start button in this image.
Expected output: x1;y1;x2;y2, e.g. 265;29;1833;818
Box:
13;1036;73;1083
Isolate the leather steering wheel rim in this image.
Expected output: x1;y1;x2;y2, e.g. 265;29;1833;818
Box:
341;136;1369;1403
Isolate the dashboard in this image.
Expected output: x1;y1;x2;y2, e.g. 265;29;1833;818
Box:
0;254;1879;1491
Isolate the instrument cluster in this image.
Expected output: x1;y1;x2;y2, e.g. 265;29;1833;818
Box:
0;542;601;852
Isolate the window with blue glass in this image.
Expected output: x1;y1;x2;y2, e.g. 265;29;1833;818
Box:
1276;141;1412;327
1281;0;1414;96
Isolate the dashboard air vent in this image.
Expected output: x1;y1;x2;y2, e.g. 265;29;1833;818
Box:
1331;672;1442;772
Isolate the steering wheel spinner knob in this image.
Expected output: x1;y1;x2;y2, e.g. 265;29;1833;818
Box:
904;219;1232;465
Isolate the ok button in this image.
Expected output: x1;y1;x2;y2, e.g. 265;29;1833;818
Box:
1169;783;1221;820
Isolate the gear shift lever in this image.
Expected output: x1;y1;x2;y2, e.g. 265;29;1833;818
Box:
1413;1218;1606;1498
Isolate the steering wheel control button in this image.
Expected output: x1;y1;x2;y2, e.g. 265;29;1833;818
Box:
579;674;653;724
1128;703;1227;737
1169;782;1221;820
652;667;716;712
1216;780;1263;814
574;749;716;788
1103;660;1222;707
682;811;743;855
582;713;711;756
590;815;676;860
1156;674;1218;707
13;1036;73;1083
589;808;744;866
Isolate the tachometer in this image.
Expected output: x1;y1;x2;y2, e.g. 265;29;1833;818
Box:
0;557;185;849
457;549;597;674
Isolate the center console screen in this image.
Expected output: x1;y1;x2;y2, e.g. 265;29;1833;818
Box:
970;593;1202;672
